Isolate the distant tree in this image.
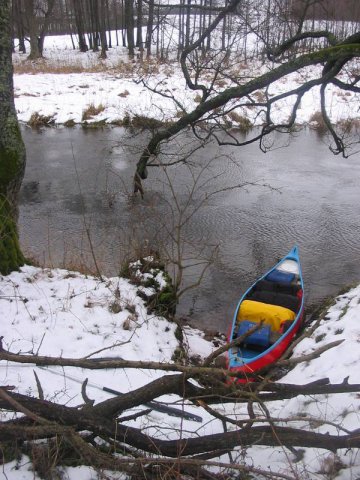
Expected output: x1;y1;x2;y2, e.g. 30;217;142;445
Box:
24;0;56;59
145;0;154;56
88;0;100;51
133;0;360;194
0;0;26;275
72;0;88;52
12;0;26;53
136;0;144;55
124;0;135;57
99;0;108;58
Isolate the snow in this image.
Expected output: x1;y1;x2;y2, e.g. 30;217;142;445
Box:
1;265;360;479
3;31;360;480
12;33;360;127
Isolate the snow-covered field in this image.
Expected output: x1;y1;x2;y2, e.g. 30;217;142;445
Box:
12;33;359;127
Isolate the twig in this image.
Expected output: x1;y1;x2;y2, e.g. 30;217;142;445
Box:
203;322;264;366
33;370;44;400
81;378;94;406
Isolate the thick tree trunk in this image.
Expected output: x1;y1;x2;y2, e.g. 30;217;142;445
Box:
24;0;41;59
73;0;88;52
38;0;56;56
124;0;135;57
99;0;108;59
0;0;26;275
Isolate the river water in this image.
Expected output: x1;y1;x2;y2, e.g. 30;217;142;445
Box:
19;126;360;332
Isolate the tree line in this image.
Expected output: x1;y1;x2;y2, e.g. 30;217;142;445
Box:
11;0;360;61
12;0;232;59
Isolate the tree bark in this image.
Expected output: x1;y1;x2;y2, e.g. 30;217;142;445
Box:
136;0;143;55
0;0;26;275
1;389;360;457
24;0;41;59
72;0;88;52
99;0;108;58
124;0;135;57
145;0;154;57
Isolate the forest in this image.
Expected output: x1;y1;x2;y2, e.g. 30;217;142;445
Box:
11;0;360;59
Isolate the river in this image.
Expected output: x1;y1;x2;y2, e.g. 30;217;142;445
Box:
19;126;360;332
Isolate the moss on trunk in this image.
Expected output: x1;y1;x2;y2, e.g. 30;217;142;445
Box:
0;0;26;275
0;196;25;275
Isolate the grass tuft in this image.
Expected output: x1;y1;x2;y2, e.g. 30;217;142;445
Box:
309;111;327;135
28;112;55;127
82;103;105;121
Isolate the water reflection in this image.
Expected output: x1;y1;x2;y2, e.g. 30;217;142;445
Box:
19;126;360;331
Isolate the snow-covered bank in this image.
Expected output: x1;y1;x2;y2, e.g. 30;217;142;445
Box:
12;35;360;128
0;264;360;479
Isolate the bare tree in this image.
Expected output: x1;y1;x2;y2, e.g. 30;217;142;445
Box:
23;0;56;59
12;0;26;53
124;0;135;57
133;0;360;194
72;0;89;52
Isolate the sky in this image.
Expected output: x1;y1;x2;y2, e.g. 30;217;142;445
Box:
1;32;360;479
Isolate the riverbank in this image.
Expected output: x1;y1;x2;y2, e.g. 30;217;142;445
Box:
13;34;359;130
1;262;360;479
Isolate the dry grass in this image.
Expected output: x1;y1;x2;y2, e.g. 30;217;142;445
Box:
28;112;55;127
13;60;105;75
117;113;173;130
338;117;360;133
309;111;327;135
118;89;130;97
82;103;106;121
227;111;252;133
12;54;168;76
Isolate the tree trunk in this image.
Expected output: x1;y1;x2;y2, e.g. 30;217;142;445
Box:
136;0;143;56
37;0;56;56
0;0;26;275
145;0;154;57
12;0;26;53
24;0;41;59
72;0;88;52
124;0;135;57
99;0;108;58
